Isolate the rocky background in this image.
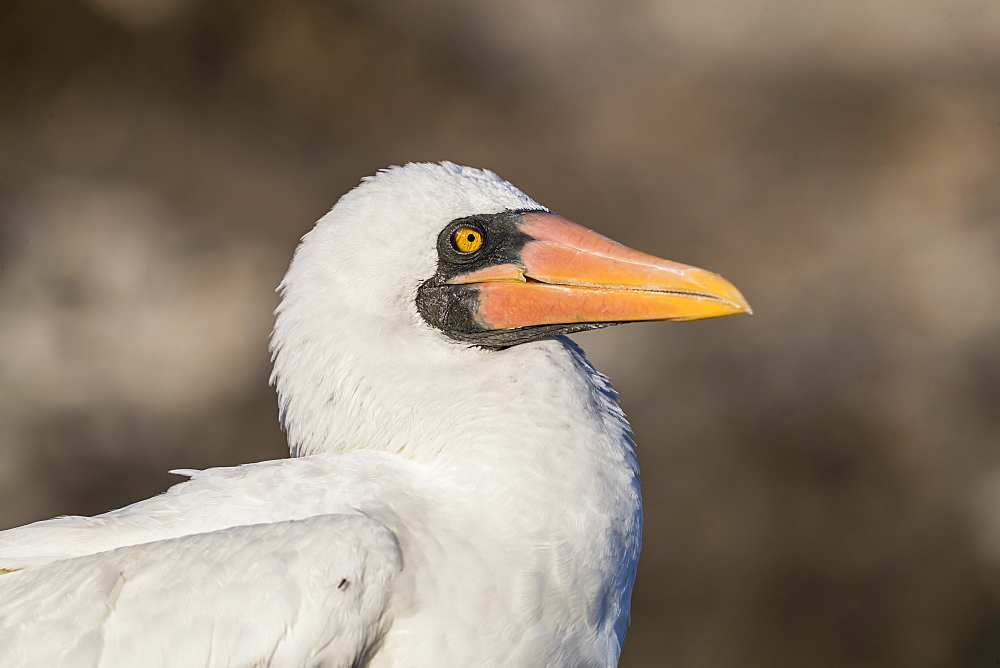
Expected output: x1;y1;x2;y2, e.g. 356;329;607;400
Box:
2;1;1000;665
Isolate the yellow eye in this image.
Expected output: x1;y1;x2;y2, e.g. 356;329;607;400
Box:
452;226;483;253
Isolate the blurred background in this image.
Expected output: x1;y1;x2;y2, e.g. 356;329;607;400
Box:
2;0;1000;664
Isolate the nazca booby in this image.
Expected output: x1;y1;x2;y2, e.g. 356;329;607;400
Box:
0;163;750;666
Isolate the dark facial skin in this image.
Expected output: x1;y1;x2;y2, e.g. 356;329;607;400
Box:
415;209;615;349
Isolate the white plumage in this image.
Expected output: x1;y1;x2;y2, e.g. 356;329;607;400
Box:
0;163;747;666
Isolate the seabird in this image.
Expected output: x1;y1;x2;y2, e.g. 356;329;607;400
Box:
0;163;750;666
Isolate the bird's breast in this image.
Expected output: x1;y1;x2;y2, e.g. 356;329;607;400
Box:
372;451;640;666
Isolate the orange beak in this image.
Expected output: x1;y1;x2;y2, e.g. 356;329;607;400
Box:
446;212;751;331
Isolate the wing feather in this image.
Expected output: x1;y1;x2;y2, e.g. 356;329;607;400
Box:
0;514;402;667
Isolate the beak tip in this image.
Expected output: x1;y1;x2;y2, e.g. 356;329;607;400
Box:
716;279;752;317
734;293;753;316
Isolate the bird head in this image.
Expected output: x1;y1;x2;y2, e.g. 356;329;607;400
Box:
277;162;749;349
270;162;750;456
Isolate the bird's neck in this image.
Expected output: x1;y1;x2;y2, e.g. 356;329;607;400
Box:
272;323;637;489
